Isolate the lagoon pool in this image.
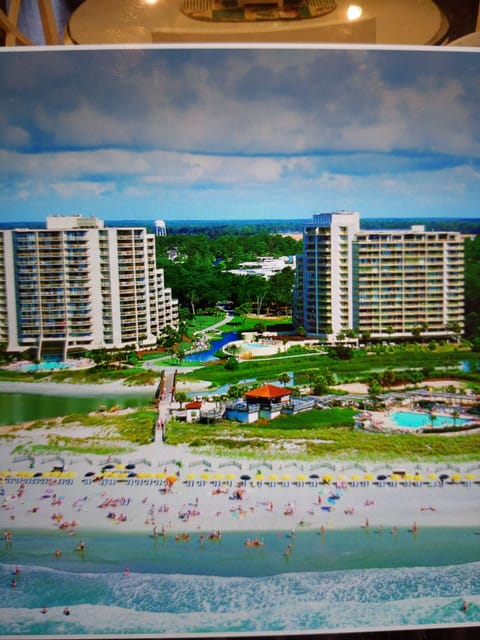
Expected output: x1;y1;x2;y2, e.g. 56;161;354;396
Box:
391;410;469;429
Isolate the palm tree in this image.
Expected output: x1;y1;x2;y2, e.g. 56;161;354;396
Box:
278;372;291;387
452;409;460;428
175;391;188;409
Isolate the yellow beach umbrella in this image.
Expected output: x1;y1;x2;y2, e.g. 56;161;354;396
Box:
297;474;308;482
322;474;333;484
403;473;413;481
451;473;462;483
390;473;401;481
0;470;12;476
115;464;124;470
337;474;347;482
351;474;361;482
269;474;278;482
282;473;291;481
364;473;374;482
427;473;438;481
255;473;265;481
225;473;236;481
465;473;475;481
214;473;224;481
201;472;211;480
185;473;196;480
413;474;423;483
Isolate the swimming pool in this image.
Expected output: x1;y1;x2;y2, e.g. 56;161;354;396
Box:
390;410;469;429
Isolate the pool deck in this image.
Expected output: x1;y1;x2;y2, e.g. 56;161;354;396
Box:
358;407;476;434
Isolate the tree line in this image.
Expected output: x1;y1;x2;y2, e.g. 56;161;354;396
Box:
156;232;300;315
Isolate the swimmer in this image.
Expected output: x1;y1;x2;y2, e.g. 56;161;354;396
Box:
75;540;85;552
124;566;130;576
54;549;62;558
41;606;48;614
462;600;468;612
10;578;16;588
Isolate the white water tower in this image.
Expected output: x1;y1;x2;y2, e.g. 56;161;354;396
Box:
154;219;167;236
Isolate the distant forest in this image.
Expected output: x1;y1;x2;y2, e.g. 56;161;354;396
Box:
155;217;480;237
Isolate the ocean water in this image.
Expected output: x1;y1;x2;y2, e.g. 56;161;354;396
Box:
1;527;479;636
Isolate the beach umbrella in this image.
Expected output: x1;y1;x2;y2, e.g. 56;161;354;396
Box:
309;474;319;479
465;473;475;481
0;470;12;476
185;473;196;480
128;472;137;478
126;464;135;470
322;474;332;484
427;473;438;481
413;474;423;484
156;472;166;479
439;474;449;482
269;474;278;482
281;473;291;481
351;474;361;481
390;473;401;481
63;472;76;478
451;474;462;483
214;473;224;480
201;472;211;480
84;471;95;477
364;473;374;482
240;474;251;483
166;474;177;484
296;474;308;482
103;464;115;470
337;474;347;482
255;473;265;482
376;474;387;481
115;464;124;470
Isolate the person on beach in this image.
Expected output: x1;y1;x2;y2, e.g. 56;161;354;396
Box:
75;540;85;552
41;606;47;614
462;600;468;612
63;607;70;616
10;578;16;588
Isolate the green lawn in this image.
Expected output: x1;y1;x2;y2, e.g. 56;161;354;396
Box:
165;408;480;463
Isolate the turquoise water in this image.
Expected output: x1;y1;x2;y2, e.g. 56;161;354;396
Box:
183;331;240;363
0;392;154;426
391;410;470;429
1;527;479;635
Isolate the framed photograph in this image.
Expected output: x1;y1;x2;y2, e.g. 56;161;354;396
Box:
0;42;479;639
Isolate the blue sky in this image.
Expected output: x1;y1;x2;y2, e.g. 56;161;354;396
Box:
1;46;479;223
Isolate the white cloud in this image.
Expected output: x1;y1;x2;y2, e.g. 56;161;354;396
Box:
51;181;115;198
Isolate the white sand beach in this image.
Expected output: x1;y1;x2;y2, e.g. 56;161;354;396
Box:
2;436;479;539
0;380;158;397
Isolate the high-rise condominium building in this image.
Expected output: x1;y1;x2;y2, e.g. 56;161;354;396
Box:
293;212;464;341
0;215;178;360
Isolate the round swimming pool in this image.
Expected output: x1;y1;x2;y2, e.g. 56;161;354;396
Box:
391;410;469;429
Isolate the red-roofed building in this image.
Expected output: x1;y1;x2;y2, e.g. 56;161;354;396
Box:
225;383;293;423
244;384;292;404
